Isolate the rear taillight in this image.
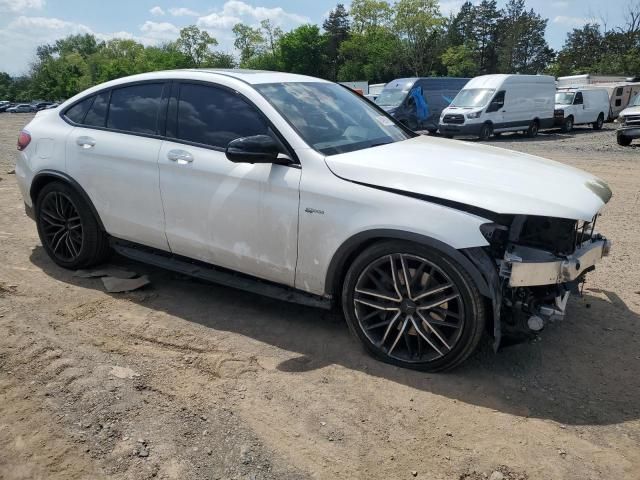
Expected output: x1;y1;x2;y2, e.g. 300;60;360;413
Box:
17;130;31;151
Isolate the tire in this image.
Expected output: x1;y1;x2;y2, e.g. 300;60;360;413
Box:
444;135;454;139
593;113;604;130
479;123;492;141
341;240;486;372
561;116;573;133
427;128;438;135
36;181;111;269
617;132;632;146
526;120;539;138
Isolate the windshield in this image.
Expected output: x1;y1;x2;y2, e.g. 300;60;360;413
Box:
375;88;407;107
451;88;495;108
555;92;575;105
255;82;412;156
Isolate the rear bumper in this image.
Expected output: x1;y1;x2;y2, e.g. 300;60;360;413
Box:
438;122;483;137
505;238;611;287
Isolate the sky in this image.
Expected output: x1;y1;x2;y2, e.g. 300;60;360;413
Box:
0;0;635;76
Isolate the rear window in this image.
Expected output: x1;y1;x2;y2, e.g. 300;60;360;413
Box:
64;96;93;124
107;83;164;134
84;92;109;127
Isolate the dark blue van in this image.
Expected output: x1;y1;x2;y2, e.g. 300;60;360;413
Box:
375;77;470;132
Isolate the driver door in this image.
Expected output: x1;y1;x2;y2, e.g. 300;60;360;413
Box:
158;82;301;286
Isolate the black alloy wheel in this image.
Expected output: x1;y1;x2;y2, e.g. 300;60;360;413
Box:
36;182;111;269
39;190;84;263
342;241;485;371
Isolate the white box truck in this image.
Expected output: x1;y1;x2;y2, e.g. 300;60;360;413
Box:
438;74;555;140
554;87;610;132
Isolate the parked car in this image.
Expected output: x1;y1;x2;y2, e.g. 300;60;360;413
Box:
0;101;13;112
615;93;640;146
375;77;469;133
8;103;36;113
15;70;612;371
33;102;54;111
439;74;555;140
554;88;609;132
44;103;60;109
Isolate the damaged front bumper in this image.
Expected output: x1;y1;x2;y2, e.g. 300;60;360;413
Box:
503;236;612;287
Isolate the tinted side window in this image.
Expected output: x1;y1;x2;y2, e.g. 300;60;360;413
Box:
107;83;164;134
64;96;93;124
176;83;269;148
574;92;583;104
616;87;623;96
84;92;109;127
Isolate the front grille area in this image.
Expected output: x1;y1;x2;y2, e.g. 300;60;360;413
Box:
516;215;598;256
625;114;640;126
442;114;465;124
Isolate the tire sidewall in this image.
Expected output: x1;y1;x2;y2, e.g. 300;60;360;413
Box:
341;241;484;372
36;182;99;269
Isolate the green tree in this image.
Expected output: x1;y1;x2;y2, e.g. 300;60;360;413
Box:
498;0;554;74
339;26;403;82
323;3;351;81
175;25;219;67
395;0;445;76
350;0;393;32
279;25;326;77
233;23;264;65
441;44;477;77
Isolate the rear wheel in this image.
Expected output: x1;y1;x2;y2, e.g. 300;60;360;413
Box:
527;120;540;138
593;113;604;130
479;123;492;141
617;132;632;146
341;241;485;372
561;116;573;133
36;182;111;269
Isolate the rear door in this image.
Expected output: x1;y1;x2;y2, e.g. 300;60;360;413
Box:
65;82;170;250
158;81;301;286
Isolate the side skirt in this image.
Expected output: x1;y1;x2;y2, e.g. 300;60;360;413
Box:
111;238;332;310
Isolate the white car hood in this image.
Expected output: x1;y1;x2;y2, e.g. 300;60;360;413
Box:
325;135;611;221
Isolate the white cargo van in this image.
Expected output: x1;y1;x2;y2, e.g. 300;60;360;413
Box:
439;74;555;140
554;88;609;132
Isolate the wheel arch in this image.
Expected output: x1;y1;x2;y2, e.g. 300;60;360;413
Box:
30;170;106;231
325;229;492;301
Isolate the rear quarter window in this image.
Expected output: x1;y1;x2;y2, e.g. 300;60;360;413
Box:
84;92;109;127
64;96;93;124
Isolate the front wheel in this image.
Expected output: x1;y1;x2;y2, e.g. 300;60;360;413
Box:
341;241;486;372
478;123;493;141
561;116;573;133
36;182;111;269
617;132;632;146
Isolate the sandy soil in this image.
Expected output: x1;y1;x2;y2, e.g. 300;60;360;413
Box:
0;114;639;480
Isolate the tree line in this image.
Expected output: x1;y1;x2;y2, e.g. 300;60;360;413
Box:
1;0;639;102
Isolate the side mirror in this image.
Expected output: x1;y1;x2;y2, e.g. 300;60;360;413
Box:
225;135;291;165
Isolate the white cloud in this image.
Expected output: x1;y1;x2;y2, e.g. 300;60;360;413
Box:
196;1;307;39
197;12;241;29
0;0;45;12
149;6;165;16
168;7;199;17
553;15;591;27
550;1;569;8
140;20;179;39
8;15;92;33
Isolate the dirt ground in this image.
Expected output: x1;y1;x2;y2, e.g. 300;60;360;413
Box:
0;113;639;480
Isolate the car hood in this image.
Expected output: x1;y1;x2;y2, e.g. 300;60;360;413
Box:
621;105;640;116
324;135;611;221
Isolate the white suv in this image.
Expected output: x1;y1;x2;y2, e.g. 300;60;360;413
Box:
15;70;612;371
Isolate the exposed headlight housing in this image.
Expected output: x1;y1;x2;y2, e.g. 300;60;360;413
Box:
615;115;624;124
466;111;482;119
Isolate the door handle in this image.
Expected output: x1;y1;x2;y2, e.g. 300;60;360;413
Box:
167;149;194;164
76;136;96;149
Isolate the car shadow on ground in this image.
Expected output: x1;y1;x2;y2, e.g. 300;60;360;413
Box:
31;246;640;427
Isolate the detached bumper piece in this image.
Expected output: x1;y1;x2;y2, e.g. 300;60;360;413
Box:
505;237;612;287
